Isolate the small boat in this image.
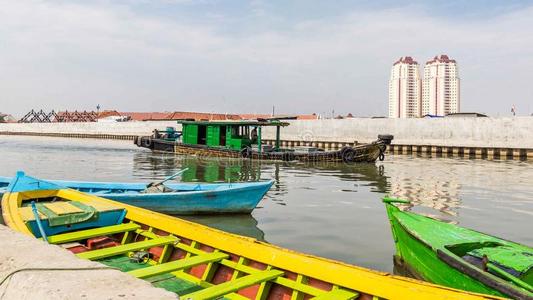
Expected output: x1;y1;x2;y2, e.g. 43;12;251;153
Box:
0;175;273;214
383;197;533;299
134;120;394;163
2;173;500;300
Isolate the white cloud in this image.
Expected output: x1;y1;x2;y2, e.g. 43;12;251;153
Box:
0;1;532;116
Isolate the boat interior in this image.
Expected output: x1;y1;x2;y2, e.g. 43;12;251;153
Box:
4;188;367;300
444;243;533;291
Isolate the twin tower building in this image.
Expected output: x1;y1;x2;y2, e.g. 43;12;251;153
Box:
388;55;460;118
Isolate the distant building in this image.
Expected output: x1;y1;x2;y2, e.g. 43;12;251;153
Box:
0;113;16;123
388;56;421;118
422;55;460;116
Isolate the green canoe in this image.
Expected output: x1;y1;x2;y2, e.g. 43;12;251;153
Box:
383;197;533;299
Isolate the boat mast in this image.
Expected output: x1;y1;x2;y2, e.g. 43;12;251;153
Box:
258;126;262;155
275;126;280;151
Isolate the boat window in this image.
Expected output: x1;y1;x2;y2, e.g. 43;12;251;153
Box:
220;126;226;146
198;125;207;145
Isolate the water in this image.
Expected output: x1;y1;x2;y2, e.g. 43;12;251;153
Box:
0;135;531;273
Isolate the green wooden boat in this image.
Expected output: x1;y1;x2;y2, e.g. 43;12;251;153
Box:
383;197;533;299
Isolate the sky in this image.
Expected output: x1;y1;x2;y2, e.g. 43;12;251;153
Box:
1;0;533;117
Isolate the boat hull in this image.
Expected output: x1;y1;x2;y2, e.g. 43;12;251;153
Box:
384;200;532;298
101;182;272;214
0;177;273;215
135;136;387;163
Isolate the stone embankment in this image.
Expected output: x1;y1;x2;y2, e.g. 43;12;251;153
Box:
0;224;178;300
1;117;532;160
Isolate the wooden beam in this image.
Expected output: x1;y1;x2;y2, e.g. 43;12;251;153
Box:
77;236;177;260
128;252;228;279
47;223;140;244
183;270;284;300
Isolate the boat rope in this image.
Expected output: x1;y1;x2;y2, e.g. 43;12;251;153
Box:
0;266;118;288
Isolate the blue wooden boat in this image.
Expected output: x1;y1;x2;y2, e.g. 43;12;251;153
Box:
0;174;273;215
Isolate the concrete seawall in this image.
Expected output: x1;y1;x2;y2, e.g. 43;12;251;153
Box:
1;117;532;160
0;224;177;300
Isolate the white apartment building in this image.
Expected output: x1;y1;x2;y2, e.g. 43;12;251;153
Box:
422;55;460;116
388;56;421;118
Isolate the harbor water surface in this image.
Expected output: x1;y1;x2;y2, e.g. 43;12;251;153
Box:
0;135;531;273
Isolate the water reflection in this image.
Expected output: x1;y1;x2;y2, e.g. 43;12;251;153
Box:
1;136;532;274
179;214;265;241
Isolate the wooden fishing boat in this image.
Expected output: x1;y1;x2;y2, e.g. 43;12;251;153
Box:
383;197;533;299
0;175;273;214
1;173;502;300
134;120;394;163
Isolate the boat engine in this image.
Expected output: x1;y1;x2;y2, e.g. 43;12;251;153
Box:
378;134;394;145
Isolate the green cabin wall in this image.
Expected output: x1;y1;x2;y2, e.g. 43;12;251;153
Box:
182;124;198;145
181;123;253;150
206;126;220;147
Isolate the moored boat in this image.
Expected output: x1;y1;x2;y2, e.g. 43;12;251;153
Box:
134;120;393;163
383;197;533;299
0;175;273;214
1;172;501;300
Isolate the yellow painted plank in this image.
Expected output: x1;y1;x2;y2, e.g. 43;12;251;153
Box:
18;206;47;221
44;202;84;215
47;223;141;244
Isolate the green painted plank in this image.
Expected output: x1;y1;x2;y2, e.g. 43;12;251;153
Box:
183;270;284;300
220;260;325;297
47;223;141;244
172;271;249;300
77;236;177;260
311;289;358;300
128;252;229;279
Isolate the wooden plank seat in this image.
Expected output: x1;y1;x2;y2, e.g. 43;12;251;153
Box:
19;201;123;221
77;235;178;260
128;252;229;279
182;270;284;300
47;223;141;244
311;289;359;299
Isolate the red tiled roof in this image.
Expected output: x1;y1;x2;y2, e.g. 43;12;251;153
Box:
393;56;418;66
96;110;319;121
426;54;457;65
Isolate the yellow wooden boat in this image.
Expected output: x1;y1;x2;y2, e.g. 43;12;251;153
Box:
2;172;504;300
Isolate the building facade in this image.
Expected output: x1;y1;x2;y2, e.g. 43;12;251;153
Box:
388;56;421;118
421;55;460;116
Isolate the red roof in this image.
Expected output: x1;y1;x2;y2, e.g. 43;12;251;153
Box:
95;110;319;121
393;56;418;66
426;54;457;65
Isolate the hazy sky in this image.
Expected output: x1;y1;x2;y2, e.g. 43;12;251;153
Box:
1;0;533;117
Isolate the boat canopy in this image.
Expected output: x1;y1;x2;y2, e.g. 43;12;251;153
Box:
177;120;290;127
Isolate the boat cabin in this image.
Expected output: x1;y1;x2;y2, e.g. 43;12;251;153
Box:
178;120;289;152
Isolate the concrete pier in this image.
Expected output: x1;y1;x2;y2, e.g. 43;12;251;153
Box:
1;117;532;160
0;224;177;300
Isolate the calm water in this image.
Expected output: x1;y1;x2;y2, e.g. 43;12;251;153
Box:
0;135;532;273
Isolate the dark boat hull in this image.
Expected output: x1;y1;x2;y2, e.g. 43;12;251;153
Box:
134;136;388;163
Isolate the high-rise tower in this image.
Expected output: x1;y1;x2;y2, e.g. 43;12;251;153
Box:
422;55;460;116
388;57;421;118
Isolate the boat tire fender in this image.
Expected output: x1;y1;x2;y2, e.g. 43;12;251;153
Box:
342;148;356;163
241;147;251;159
144;138;152;148
379;151;385;161
339;146;351;158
